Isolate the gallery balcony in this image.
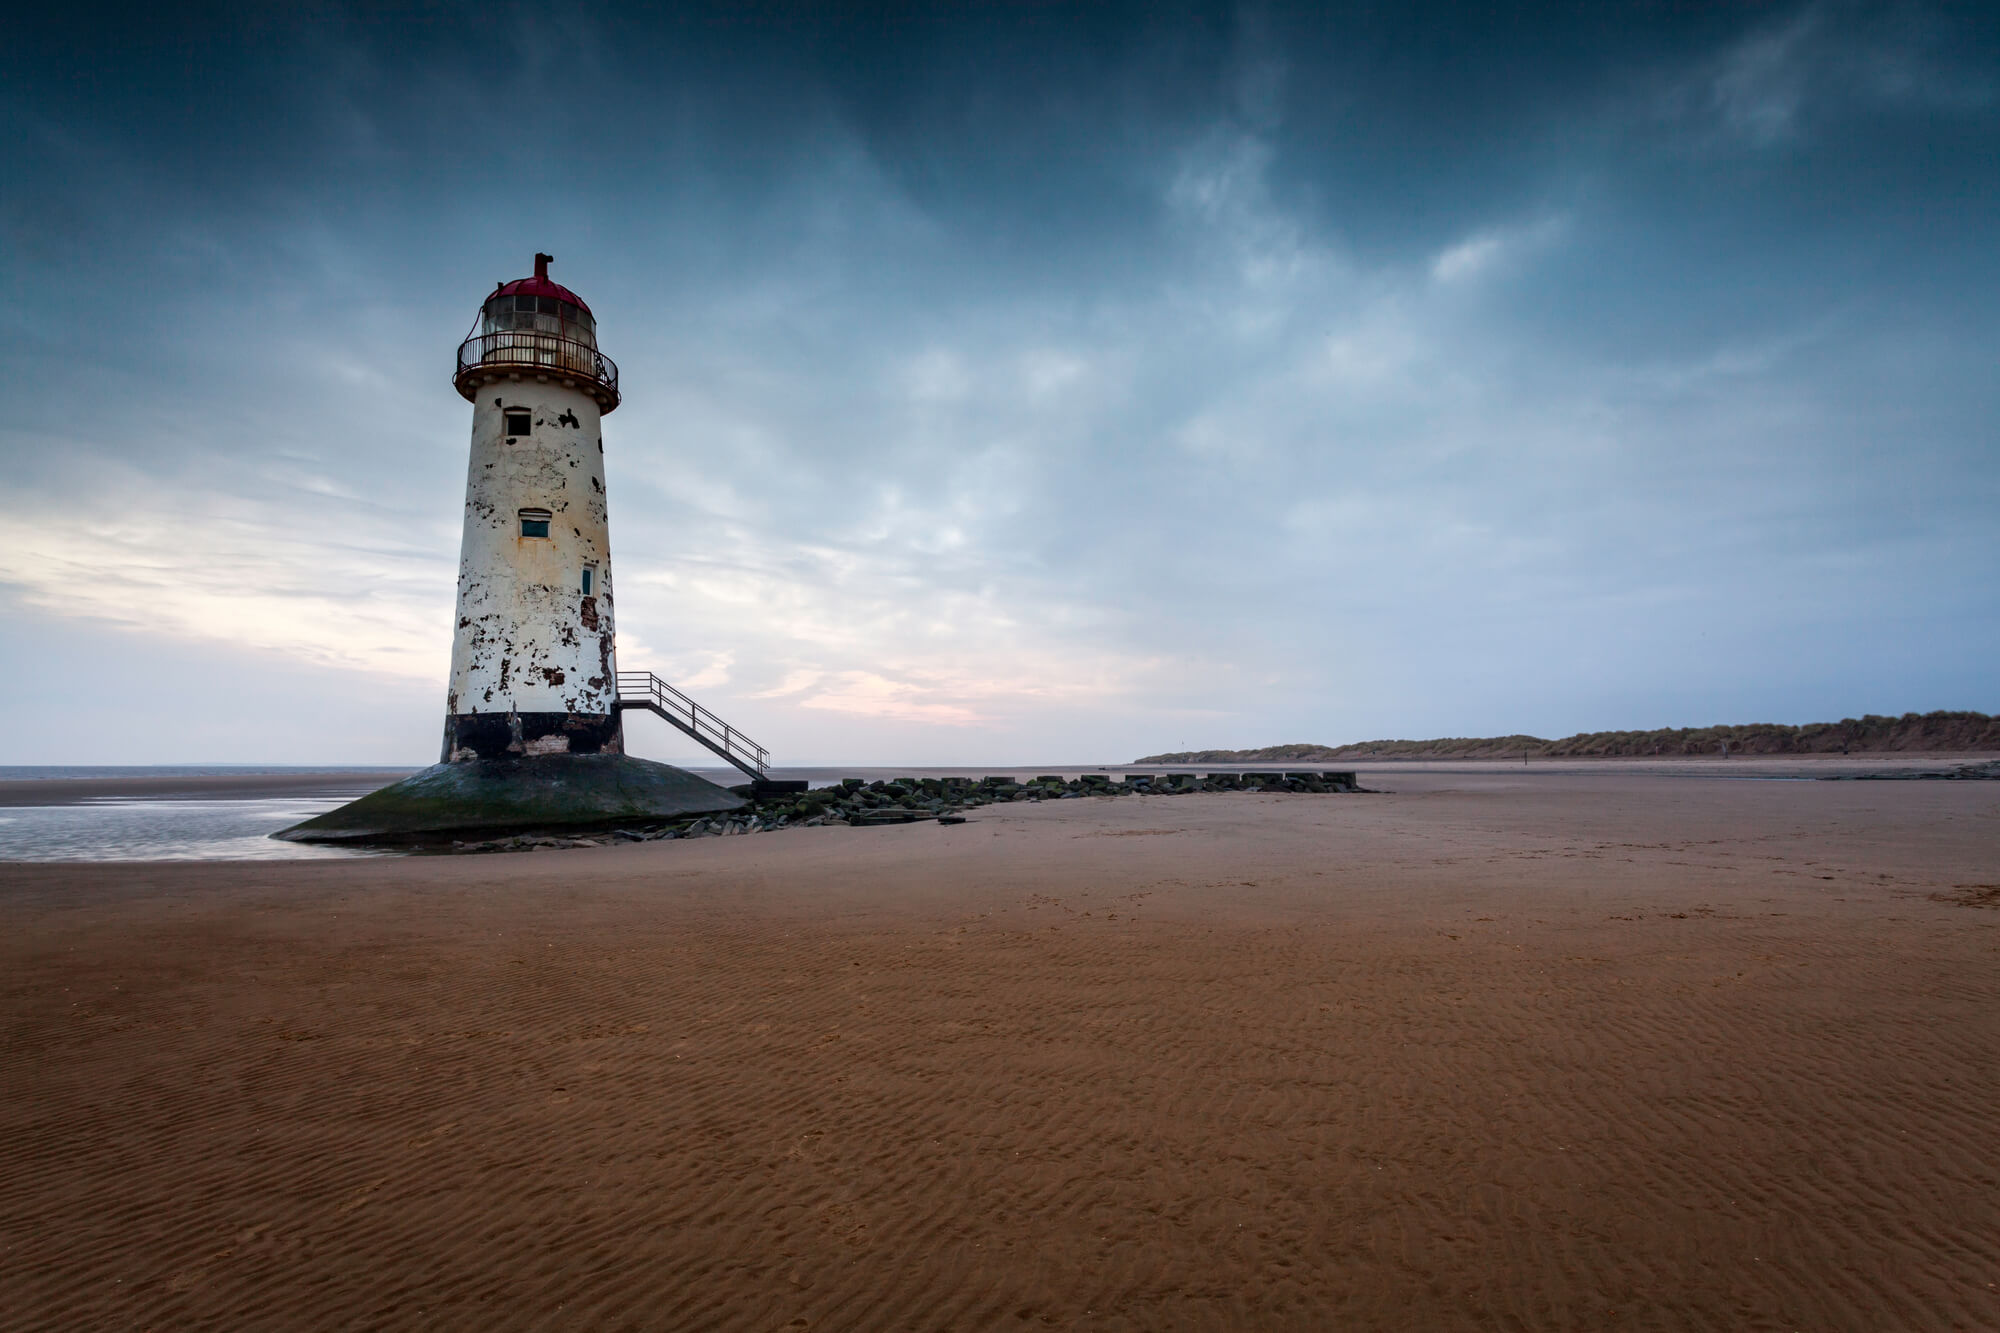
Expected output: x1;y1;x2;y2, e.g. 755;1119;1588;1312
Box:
454;331;620;413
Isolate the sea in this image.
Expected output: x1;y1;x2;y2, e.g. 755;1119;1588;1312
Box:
0;767;423;862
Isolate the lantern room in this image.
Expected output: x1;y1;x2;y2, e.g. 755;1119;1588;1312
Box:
454;253;619;412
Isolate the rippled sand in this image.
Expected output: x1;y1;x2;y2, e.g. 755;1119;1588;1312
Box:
4;770;1997;1330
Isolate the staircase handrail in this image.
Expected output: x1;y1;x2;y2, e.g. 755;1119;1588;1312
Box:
614;670;769;778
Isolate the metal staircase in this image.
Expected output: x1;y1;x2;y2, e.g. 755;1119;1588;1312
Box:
614;670;769;781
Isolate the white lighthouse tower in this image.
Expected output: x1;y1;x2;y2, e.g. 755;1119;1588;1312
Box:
443;253;623;762
280;254;758;844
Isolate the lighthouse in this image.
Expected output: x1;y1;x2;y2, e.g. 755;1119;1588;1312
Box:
443;253;623;762
280;255;756;844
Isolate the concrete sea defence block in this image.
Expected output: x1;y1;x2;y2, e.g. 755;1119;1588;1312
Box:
276;753;745;844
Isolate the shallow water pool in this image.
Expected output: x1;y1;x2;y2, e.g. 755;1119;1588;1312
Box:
0;798;390;862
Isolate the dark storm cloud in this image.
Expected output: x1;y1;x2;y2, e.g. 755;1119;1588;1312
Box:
1;2;1995;762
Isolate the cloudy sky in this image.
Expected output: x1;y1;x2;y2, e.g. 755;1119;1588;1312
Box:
3;1;1995;766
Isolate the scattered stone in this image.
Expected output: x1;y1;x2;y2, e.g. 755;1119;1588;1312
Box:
856;809;923;826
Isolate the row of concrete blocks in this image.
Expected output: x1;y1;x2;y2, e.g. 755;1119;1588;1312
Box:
830;771;1361;793
740;772;1367;804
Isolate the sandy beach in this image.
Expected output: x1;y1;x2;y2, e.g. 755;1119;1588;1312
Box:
4;765;1999;1330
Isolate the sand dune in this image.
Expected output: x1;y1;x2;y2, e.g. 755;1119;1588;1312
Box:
4;772;1998;1330
1137;709;2000;761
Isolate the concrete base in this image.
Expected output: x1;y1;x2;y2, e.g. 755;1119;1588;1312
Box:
274;754;746;845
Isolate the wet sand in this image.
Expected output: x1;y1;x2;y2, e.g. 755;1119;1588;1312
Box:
4;770;1999;1330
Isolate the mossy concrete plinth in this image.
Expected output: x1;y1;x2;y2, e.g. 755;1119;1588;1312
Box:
274;754;746;844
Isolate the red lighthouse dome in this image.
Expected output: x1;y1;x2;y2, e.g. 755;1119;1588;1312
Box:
489;252;594;316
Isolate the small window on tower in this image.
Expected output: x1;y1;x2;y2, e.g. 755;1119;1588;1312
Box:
581;566;596;594
504;409;531;436
519;508;552;539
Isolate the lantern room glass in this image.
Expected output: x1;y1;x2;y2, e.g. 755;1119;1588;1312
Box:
481;294;597;349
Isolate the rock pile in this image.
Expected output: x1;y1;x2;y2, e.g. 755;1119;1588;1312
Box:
444;769;1367;853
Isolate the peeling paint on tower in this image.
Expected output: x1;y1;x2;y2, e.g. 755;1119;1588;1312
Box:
441;255;625;763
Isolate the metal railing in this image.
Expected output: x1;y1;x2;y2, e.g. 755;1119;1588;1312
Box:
456;331;619;400
614;670;769;781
